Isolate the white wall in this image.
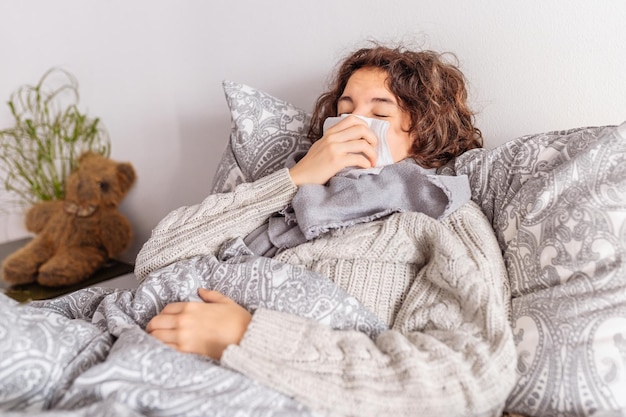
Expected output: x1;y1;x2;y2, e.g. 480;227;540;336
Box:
1;0;624;260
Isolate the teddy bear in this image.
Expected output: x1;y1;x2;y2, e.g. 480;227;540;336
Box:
1;152;136;287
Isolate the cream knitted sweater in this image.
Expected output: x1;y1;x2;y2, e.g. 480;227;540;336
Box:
135;168;516;417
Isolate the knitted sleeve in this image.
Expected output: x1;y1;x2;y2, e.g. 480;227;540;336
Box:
134;168;297;281
221;204;517;417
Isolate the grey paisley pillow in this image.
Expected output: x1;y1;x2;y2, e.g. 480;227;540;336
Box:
456;122;626;417
211;81;311;193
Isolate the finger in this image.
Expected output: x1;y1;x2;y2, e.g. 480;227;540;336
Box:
146;313;179;333
344;151;377;170
325;114;368;135
198;288;231;304
159;302;187;315
149;328;180;344
336;139;378;167
328;124;378;148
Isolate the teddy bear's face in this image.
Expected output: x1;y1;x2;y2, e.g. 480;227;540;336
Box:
64;152;136;212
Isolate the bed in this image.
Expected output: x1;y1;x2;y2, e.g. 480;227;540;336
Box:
1;81;625;417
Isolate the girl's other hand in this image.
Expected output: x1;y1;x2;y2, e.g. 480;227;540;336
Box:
146;289;252;360
289;115;377;186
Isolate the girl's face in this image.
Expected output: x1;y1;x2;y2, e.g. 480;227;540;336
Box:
337;67;413;162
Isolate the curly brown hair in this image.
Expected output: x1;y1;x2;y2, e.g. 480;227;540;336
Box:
308;45;483;168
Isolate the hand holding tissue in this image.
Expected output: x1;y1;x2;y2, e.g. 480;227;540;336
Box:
323;114;394;177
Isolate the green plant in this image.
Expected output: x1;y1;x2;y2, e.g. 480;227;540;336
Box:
0;67;110;207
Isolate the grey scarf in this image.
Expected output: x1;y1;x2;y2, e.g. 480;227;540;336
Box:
245;155;470;255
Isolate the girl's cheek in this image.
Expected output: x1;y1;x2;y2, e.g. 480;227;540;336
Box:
386;130;412;162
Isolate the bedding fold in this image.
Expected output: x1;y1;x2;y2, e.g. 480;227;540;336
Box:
0;237;385;416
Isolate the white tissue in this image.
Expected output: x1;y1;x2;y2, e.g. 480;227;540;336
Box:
322;114;394;168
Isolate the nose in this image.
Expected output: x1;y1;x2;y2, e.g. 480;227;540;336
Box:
75;175;97;200
345;113;373;127
349;106;369;117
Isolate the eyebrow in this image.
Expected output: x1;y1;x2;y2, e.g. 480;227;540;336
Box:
338;96;397;105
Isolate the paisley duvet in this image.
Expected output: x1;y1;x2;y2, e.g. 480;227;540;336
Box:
0;238;386;417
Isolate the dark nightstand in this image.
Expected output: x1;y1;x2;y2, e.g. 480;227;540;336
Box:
0;237;134;302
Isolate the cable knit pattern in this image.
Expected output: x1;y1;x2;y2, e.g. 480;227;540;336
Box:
135;169;517;417
135;168;298;281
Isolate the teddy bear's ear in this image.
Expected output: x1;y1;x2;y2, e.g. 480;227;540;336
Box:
116;162;137;193
78;151;97;164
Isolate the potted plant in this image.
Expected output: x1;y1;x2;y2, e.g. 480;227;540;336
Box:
0;67;110;208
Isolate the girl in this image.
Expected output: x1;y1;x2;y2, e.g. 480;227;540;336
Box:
139;44;515;417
